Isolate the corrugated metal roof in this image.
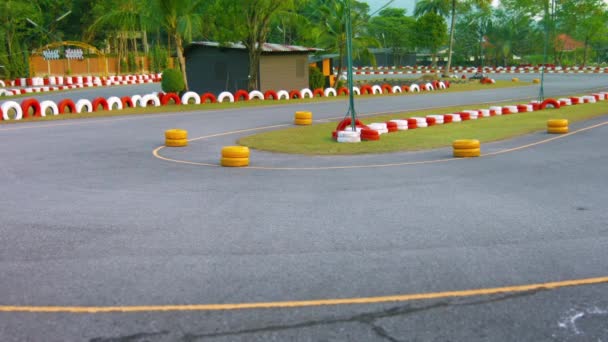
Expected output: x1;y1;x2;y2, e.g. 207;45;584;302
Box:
188;41;321;53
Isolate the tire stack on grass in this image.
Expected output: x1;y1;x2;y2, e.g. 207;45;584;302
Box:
337;130;361;143
165;129;188;147
221;146;250;167
361;128;380;141
547;119;569;134
453;139;481;158
294;111;313;125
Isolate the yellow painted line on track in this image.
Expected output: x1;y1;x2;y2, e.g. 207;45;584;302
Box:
1;276;607;314
153;120;608;171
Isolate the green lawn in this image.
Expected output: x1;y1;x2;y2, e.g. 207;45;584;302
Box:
238;101;608;155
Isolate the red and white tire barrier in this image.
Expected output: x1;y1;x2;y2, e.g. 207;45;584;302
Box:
248;90;264;100
217;91;235;103
324;88;337;97
75;99;93;113
389;119;409;130
106;96;123;110
39;100;59;116
300;88;313;99
181;91;201;105
427;115;444;124
336;130;361;143
1;101;23;120
367;123;389;134
410;117;428;128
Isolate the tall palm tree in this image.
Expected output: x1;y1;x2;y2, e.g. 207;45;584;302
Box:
154;0;204;90
415;0;491;75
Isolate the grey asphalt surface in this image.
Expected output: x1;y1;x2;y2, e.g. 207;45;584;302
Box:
0;74;607;341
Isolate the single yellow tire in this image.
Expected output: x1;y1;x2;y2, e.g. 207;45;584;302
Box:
532;78;541;84
547;126;569;134
165;129;187;140
512;78;519;82
452;139;480;149
295;111;313;120
221;146;249;158
547;119;568;128
453;148;481;158
165;138;188;147
221;157;249;167
294;118;312;125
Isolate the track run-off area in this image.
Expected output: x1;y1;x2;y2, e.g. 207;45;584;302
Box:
1;73;607;341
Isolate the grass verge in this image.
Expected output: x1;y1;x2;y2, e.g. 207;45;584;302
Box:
238;101;608;155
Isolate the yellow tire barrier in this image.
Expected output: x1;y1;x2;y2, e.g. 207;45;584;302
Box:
532;78;541;84
221;146;250;158
452;139;480;149
221;146;250;167
453;139;480;158
294;118;313;125
454;148;481;158
165;138;188;147
512;78;519;82
165;129;187;140
547;119;568;134
221;157;249;167
295;111;313;120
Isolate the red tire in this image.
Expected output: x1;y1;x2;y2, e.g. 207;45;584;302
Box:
58;99;76;114
201;92;218;104
443;115;453;123
20;98;41;118
570;97;580;105
337;87;349;96
160;92;181;105
517;104;528;113
91;97;110;112
407;118;418;129
426;117;436;126
335;118;368;131
121;96;135;108
313;88;325;97
360;85;373;95
381;84;392;94
459;112;471;120
288;90;301;99
386;121;398;132
361;128;380;141
432;80;440;89
263;90;278;100
540;98;561;110
234;89;249;102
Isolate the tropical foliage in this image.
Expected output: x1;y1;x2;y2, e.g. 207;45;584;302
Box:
0;0;607;86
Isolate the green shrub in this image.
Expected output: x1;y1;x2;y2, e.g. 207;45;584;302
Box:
161;68;185;93
151;46;169;73
309;66;325;90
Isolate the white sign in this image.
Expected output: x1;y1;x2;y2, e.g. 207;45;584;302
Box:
42;49;60;60
65;48;84;60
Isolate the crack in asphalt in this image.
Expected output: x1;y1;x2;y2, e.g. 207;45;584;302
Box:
87;290;542;342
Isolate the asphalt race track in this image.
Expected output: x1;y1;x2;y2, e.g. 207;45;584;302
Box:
1;74;607;341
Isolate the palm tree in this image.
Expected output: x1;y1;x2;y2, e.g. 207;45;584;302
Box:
415;0;491;75
154;0;204;90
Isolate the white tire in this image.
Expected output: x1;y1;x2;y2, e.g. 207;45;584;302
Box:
392;85;402;93
344;126;362;133
417;122;428;128
352;86;361;95
217;91;235;103
300;88;313;99
75;99;93;113
0;80;5;87
410;84;420;92
479;109;490;117
489;106;502;115
368;122;388;134
337;136;361;143
0;89;8;97
106;96;123;111
131;95;142;107
411;117;427;125
438;81;446;89
526;104;534;112
248;90;264;100
323;88;337;97
181;91;201;104
447;114;462;122
390;119;409;130
276;90;290;100
371;85;382;94
426;115;444;124
505;105;518;113
1;100;23;120
337;130;360;138
39;100;59;116
425;83;434;91
141;94;160;107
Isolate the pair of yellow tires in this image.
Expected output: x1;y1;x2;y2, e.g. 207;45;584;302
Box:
221;146;249;167
294;111;312;125
547;119;569;134
453;139;480;158
165;129;188;147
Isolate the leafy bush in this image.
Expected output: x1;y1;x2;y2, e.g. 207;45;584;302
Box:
309;66;325;89
151;46;169;73
161;68;185;93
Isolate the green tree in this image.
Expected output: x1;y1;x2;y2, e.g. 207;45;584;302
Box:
0;1;40;78
368;8;416;66
414;12;447;68
154;0;205;90
558;0;608;66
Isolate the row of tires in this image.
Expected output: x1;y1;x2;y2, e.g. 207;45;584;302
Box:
4;73;161;88
0;82;450;121
0;77;161;97
332;92;608;143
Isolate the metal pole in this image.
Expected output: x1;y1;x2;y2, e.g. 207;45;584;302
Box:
345;0;357;131
538;0;553;102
